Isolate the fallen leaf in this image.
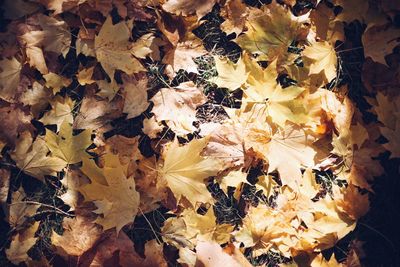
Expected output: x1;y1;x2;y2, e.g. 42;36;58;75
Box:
11;132;65;180
303;41;337;82
220;0;248;36
162;0;218;19
212;56;248;91
237;3;302;61
43;72;71;94
6;188;40;227
0;57;22;102
44;121;92;166
40;96;74;131
195;241;252;267
51;215;102;257
79;153;140;233
122;76;149;119
362;24;400;66
151;81;207;135
160;137;222;206
6;222;40;265
95;16;146;79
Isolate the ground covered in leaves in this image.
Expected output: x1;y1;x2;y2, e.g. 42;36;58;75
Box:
0;0;399;266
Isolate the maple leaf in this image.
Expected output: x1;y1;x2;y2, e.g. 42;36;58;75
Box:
236;2;301;61
162;0;218;19
201;122;245;168
303;41;337;82
234;204;297;257
95;16;146;79
122;76;149;119
40;96;74;131
96;79;120;101
0;104;34;147
151;81;207;135
160;137;222;206
51;215;102;257
333;0;369;23
370;92;399;130
77;67;95;86
212;56;248;91
362;24;400;66
246;124;317;188
43;72;71;94
6;188;40;228
243;58;307;127
73;95;123;130
220;0;249;36
79;153;140;233
18;14;71;74
310;2;344;44
335;184;370;220
0;57;22;102
6;222;39;265
380;121;400;159
11;132;65;181
0;169;10;204
163;40;206;77
196;241;252;267
44;121;92;165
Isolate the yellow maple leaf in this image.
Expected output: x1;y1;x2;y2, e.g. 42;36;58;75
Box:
6;222;40;265
79;153;139;233
11;132;65;181
43;72;71;94
160;137;222;206
303;41;337;82
243;59;306;127
246;124;316;188
44;121;92;166
211;56;248;91
236;2;301;61
95;16;146;79
39;95;74;131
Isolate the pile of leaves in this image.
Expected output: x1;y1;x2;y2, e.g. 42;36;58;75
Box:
0;0;399;266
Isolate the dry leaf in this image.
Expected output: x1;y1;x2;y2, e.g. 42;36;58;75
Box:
0;57;22;102
95;16;146;79
151;81;207;135
11;132;65;180
79;153;140;233
44;121;92;165
6;222;40;265
303;41;337;82
160;137;222;206
162;0;218;19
